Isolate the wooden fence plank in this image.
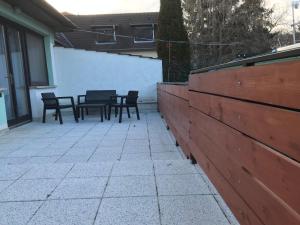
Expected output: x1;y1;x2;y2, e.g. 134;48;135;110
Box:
189;140;264;225
190;108;300;225
189;105;300;214
189;60;300;110
189;91;300;162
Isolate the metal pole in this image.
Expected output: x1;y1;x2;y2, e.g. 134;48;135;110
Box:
293;3;297;44
168;41;171;82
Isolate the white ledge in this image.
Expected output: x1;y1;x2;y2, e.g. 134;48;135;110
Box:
29;85;57;90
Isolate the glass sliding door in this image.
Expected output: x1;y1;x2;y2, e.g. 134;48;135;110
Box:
0;24;15;121
0;22;31;127
6;26;30;120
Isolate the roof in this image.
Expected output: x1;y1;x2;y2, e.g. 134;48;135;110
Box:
191;48;300;74
3;0;76;31
57;12;158;53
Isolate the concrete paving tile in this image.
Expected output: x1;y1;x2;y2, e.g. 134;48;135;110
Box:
150;144;177;153
121;153;151;161
64;147;96;156
0;201;43;225
50;177;108;199
124;139;149;146
122;145;150;153
33;148;70;157
22;164;73;179
0;179;60;201
111;161;154;176
201;173;219;195
215;195;240;225
0;164;31;180
156;174;211;196
159;195;230;225
72;142;99;149
25;156;60;164
0;157;29;165
94;197;160;225
7;149;40;157
88;152;121;162
154;160;198;175
94;146;123;153
28;199;100;225
150;136;174;145
0;180;13;193
0;149;16;157
67;162;113;178
56;154;91;163
104;176;156;197
151;152;182;160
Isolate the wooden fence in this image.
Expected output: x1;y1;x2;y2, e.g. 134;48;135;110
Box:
157;60;300;225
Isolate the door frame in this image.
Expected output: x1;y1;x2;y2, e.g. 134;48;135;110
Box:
0;16;32;127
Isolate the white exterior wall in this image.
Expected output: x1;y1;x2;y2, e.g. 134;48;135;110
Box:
30;47;162;118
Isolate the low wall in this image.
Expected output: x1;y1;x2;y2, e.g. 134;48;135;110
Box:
158;59;300;225
31;47;162;118
0;90;8;130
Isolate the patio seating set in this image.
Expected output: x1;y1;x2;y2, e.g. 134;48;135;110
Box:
41;90;140;124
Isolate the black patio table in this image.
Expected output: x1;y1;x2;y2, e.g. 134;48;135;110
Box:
76;103;106;122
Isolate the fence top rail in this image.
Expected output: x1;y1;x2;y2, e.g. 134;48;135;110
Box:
191;48;300;74
158;82;188;86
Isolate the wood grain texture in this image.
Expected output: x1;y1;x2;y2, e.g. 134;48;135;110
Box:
189;140;264;225
157;84;190;156
189;106;300;214
189;91;300;162
189;60;300;110
190;108;300;225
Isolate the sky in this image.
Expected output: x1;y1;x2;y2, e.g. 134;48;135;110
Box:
46;0;299;32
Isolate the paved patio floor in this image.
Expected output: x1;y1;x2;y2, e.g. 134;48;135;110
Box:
0;112;239;225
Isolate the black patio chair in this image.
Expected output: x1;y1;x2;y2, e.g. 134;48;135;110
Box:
108;91;140;123
41;92;77;124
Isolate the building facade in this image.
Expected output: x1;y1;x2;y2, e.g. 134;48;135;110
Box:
0;0;74;129
58;12;159;58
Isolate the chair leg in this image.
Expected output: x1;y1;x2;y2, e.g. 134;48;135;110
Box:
81;107;84;120
42;106;46;123
108;105;112;120
54;109;58;121
100;107;104;122
57;109;63;124
115;107;118;117
104;106;107;119
86;108;89;115
136;105;140;120
119;106;123;123
126;107;131;118
76;106;79;123
72;105;77;122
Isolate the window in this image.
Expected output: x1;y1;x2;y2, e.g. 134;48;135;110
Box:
133;24;155;43
93;25;116;44
25;32;48;86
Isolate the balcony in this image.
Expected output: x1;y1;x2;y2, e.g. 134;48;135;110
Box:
0;112;237;225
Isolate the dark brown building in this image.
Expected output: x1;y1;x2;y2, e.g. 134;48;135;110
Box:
56;12;159;58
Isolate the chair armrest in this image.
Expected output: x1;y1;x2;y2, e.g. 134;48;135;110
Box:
77;95;86;104
41;97;59;105
57;96;75;106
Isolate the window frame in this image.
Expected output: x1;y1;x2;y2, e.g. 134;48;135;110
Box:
132;24;155;44
92;25;117;45
24;30;49;87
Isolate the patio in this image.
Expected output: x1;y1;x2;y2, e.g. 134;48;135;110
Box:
0;112;238;225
